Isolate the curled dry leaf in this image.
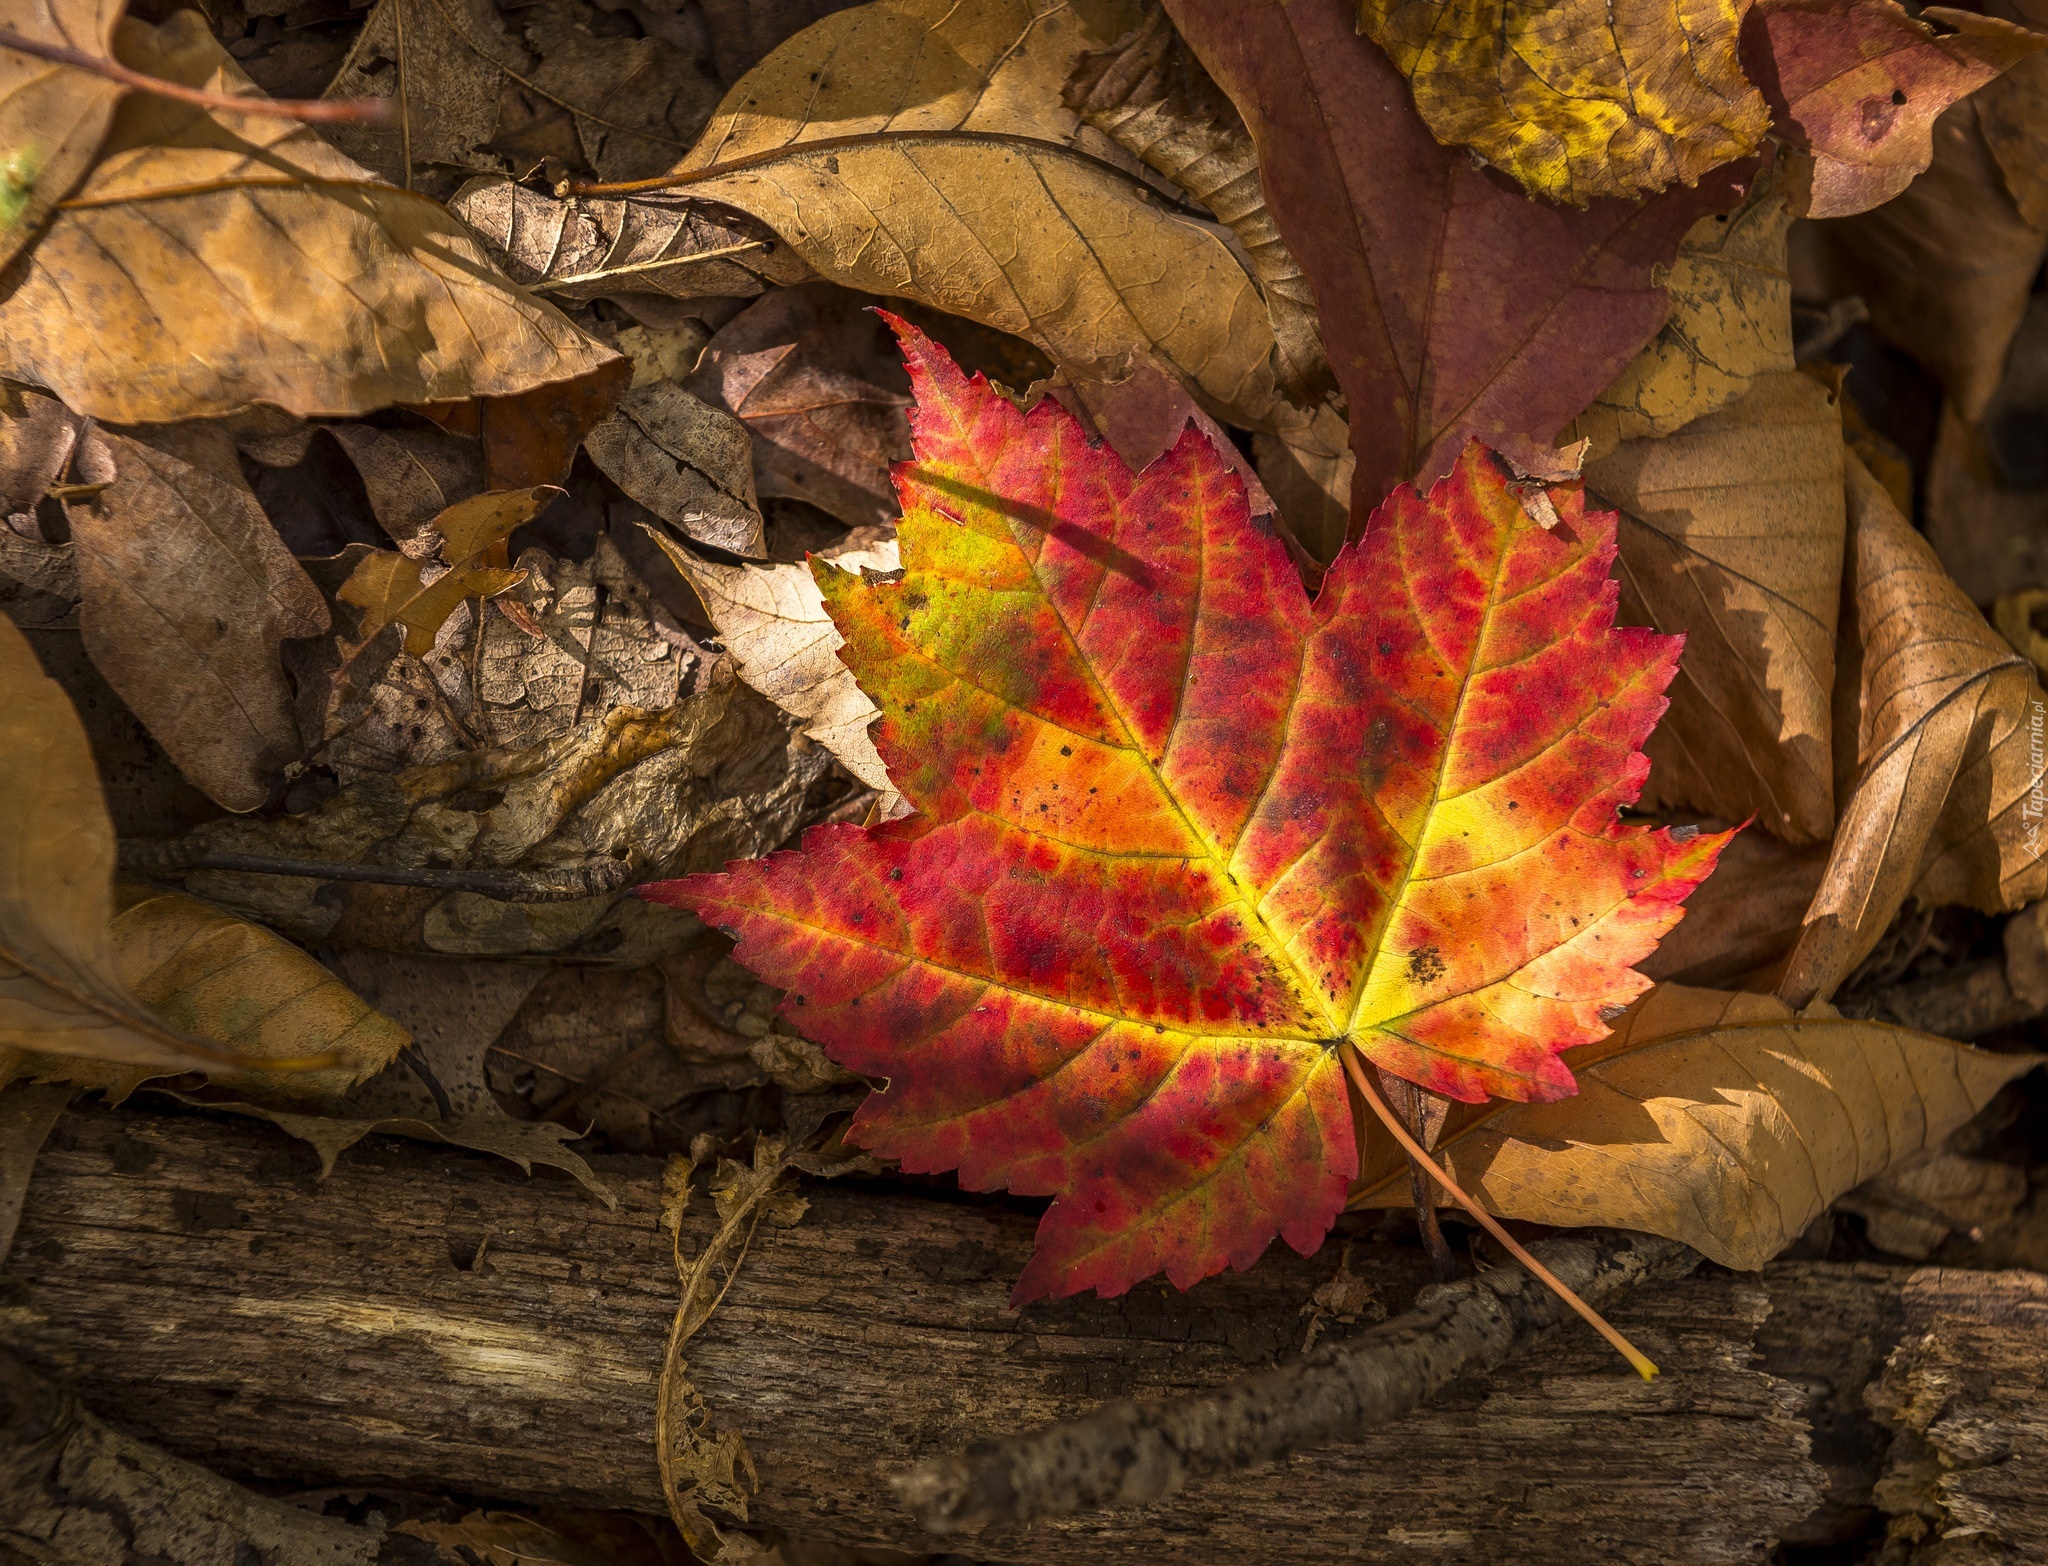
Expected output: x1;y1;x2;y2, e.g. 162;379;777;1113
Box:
1779;453;2048;1008
65;422;330;813
0;0;123;270
584;382;764;556
646;324;1731;1302
0;614;264;1078
683;283;911;532
1164;0;1750;516
0;12;620;425
1351;984;2039;1271
1064;5;1332;407
1358;0;1768;206
448;175;816;303
1569;159;1797;457
1742;0;2044;219
1588;371;1846;843
647;527;901;813
1805;96;2048;422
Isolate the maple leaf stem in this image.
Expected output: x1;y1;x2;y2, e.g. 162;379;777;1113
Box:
0;28;393;124
1342;1046;1660;1381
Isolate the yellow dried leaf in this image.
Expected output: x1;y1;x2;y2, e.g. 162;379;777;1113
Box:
1353;984;2038;1269
430;486;560;563
1358;0;1770;205
0;0;123;270
338;552;527;657
0;11;620;425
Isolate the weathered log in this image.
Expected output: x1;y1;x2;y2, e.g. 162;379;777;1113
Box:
3;1104;2044;1564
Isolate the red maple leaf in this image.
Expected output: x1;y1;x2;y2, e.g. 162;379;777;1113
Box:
643;320;1732;1304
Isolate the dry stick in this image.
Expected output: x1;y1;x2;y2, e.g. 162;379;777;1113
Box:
0;27;390;124
1343;1047;1660;1380
893;1225;1698;1534
117;844;636;902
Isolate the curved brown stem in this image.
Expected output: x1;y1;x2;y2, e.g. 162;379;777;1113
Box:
0;27;392;124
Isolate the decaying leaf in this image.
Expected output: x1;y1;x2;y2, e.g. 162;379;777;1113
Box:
646;325;1730;1301
320;0;524;188
66;422;330;812
1064;5;1331;407
1588;371;1846;842
1359;0;1768;206
0;615;268;1078
647;528;900;812
584;382;764;556
448;175;817;303
0;12;621;425
0;0;123;269
1805;96;2048;422
683;284;911;531
1742;0;2044;218
1570;160;1797;456
1351;984;2038;1270
677;0;1142;170
1165;0;1750;516
1779;453;2048;1007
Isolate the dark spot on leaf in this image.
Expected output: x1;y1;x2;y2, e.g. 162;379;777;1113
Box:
889;867;903;881
1060;744;1072;756
1405;945;1446;985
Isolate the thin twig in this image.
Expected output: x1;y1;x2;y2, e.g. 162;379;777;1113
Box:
1343;1047;1659;1380
526;240;769;294
118;845;636;902
0;27;391;124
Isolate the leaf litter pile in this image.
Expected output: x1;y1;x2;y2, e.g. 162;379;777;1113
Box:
4;0;2048;1558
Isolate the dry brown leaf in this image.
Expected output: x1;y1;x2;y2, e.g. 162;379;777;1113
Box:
1351;983;2038;1270
1251;408;1357;569
1064;5;1330;407
490;0;723;184
1977;0;2048;224
2005;896;2048;1008
0;614;261;1078
326;423;486;557
584;382;764;555
65;423;329;813
1569;160;1797;457
0;382;86;609
1925;395;2048;606
23;887;412;1104
0;12;620;425
648;529;899;811
336;485;558;656
684;284;911;531
1587;371;1846;843
1805;96;2048;423
0;1081;70;1265
448;175;817;303
320;0;522;188
0;0;124;270
1836;1147;2030;1258
1779;452;2048;1008
678;0;1142;171
1637;822;1831;990
1359;0;1768;205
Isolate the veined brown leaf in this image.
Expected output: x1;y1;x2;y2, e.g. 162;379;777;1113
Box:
1589;371;1846;843
1779;453;2048;1007
586;382;764;556
1352;983;2039;1269
0;0;123;269
0;12;620;425
0;614;283;1077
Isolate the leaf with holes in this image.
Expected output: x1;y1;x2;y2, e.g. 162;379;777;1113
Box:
642;320;1733;1302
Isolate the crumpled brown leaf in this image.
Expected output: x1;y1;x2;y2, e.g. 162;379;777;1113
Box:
0;0;124;270
1570;159;1797;456
647;528;900;813
66;421;330;813
1351;983;2039;1270
585;382;764;556
1359;0;1768;206
0;12;621;425
1742;0;2043;219
1779;452;2048;1008
320;0;522;189
683;284;911;532
0;382;86;611
1063;4;1331;407
0;614;269;1077
448;175;816;303
1588;370;1846;842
